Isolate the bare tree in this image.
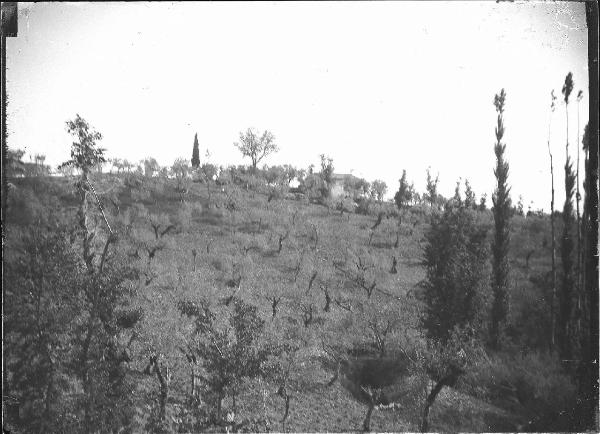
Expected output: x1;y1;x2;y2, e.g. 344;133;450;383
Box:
191;248;198;272
367;317;400;358
321;284;332;312
307;270;318;294
265;294;283;318
301;303;314;328
277;229;290;254
293;248;305;282
179;345;198;397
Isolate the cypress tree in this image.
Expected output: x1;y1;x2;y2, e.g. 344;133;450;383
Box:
490;88;512;349
191;133;200;168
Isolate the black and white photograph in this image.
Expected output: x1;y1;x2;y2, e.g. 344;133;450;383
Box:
1;1;598;432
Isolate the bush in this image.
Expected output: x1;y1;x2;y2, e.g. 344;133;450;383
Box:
4;225;82;432
469;352;578;431
421;204;490;343
336;197;357;214
302;172;326;202
177;298;275;424
355;197;373;215
173;202;194;230
4;222;139;433
506;272;552;350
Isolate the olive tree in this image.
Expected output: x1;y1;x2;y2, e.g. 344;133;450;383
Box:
234;128;279;172
371;180;388;203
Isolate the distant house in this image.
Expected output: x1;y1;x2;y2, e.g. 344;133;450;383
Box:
330;174;353;199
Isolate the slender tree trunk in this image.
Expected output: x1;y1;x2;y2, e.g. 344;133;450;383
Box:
548;126;557;350
363;402;375;432
559;87;575;361
152;358;169;423
81;317;95;432
420;371;461;433
207;181;211;207
281;394;291;432
327;364;339;387
79;169;95;273
575;98;583;340
191;365;196;397
2;34;9;223
39;371;54;434
217;390;224;422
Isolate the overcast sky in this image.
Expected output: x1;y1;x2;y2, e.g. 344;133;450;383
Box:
6;1;589;210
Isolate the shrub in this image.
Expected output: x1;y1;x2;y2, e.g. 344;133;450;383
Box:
177;298;274;424
507;272;552;349
394;170;412;210
302;172;326;202
421;204;489;343
173;202;194;230
4;225;83;432
355;197;373;215
470;352;578;431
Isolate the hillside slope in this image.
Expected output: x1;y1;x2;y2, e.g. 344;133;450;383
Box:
4;174;555;432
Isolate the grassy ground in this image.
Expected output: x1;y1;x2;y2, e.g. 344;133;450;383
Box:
5;173;555;432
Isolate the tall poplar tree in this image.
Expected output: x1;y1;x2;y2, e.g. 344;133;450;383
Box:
575;89;584;338
558;72;575;361
547;90;558;349
490;88;512;349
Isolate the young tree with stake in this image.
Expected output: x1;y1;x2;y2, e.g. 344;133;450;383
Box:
59;114;111;273
59;115;139;431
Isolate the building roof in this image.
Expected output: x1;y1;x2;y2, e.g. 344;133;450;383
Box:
330;173;353;182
